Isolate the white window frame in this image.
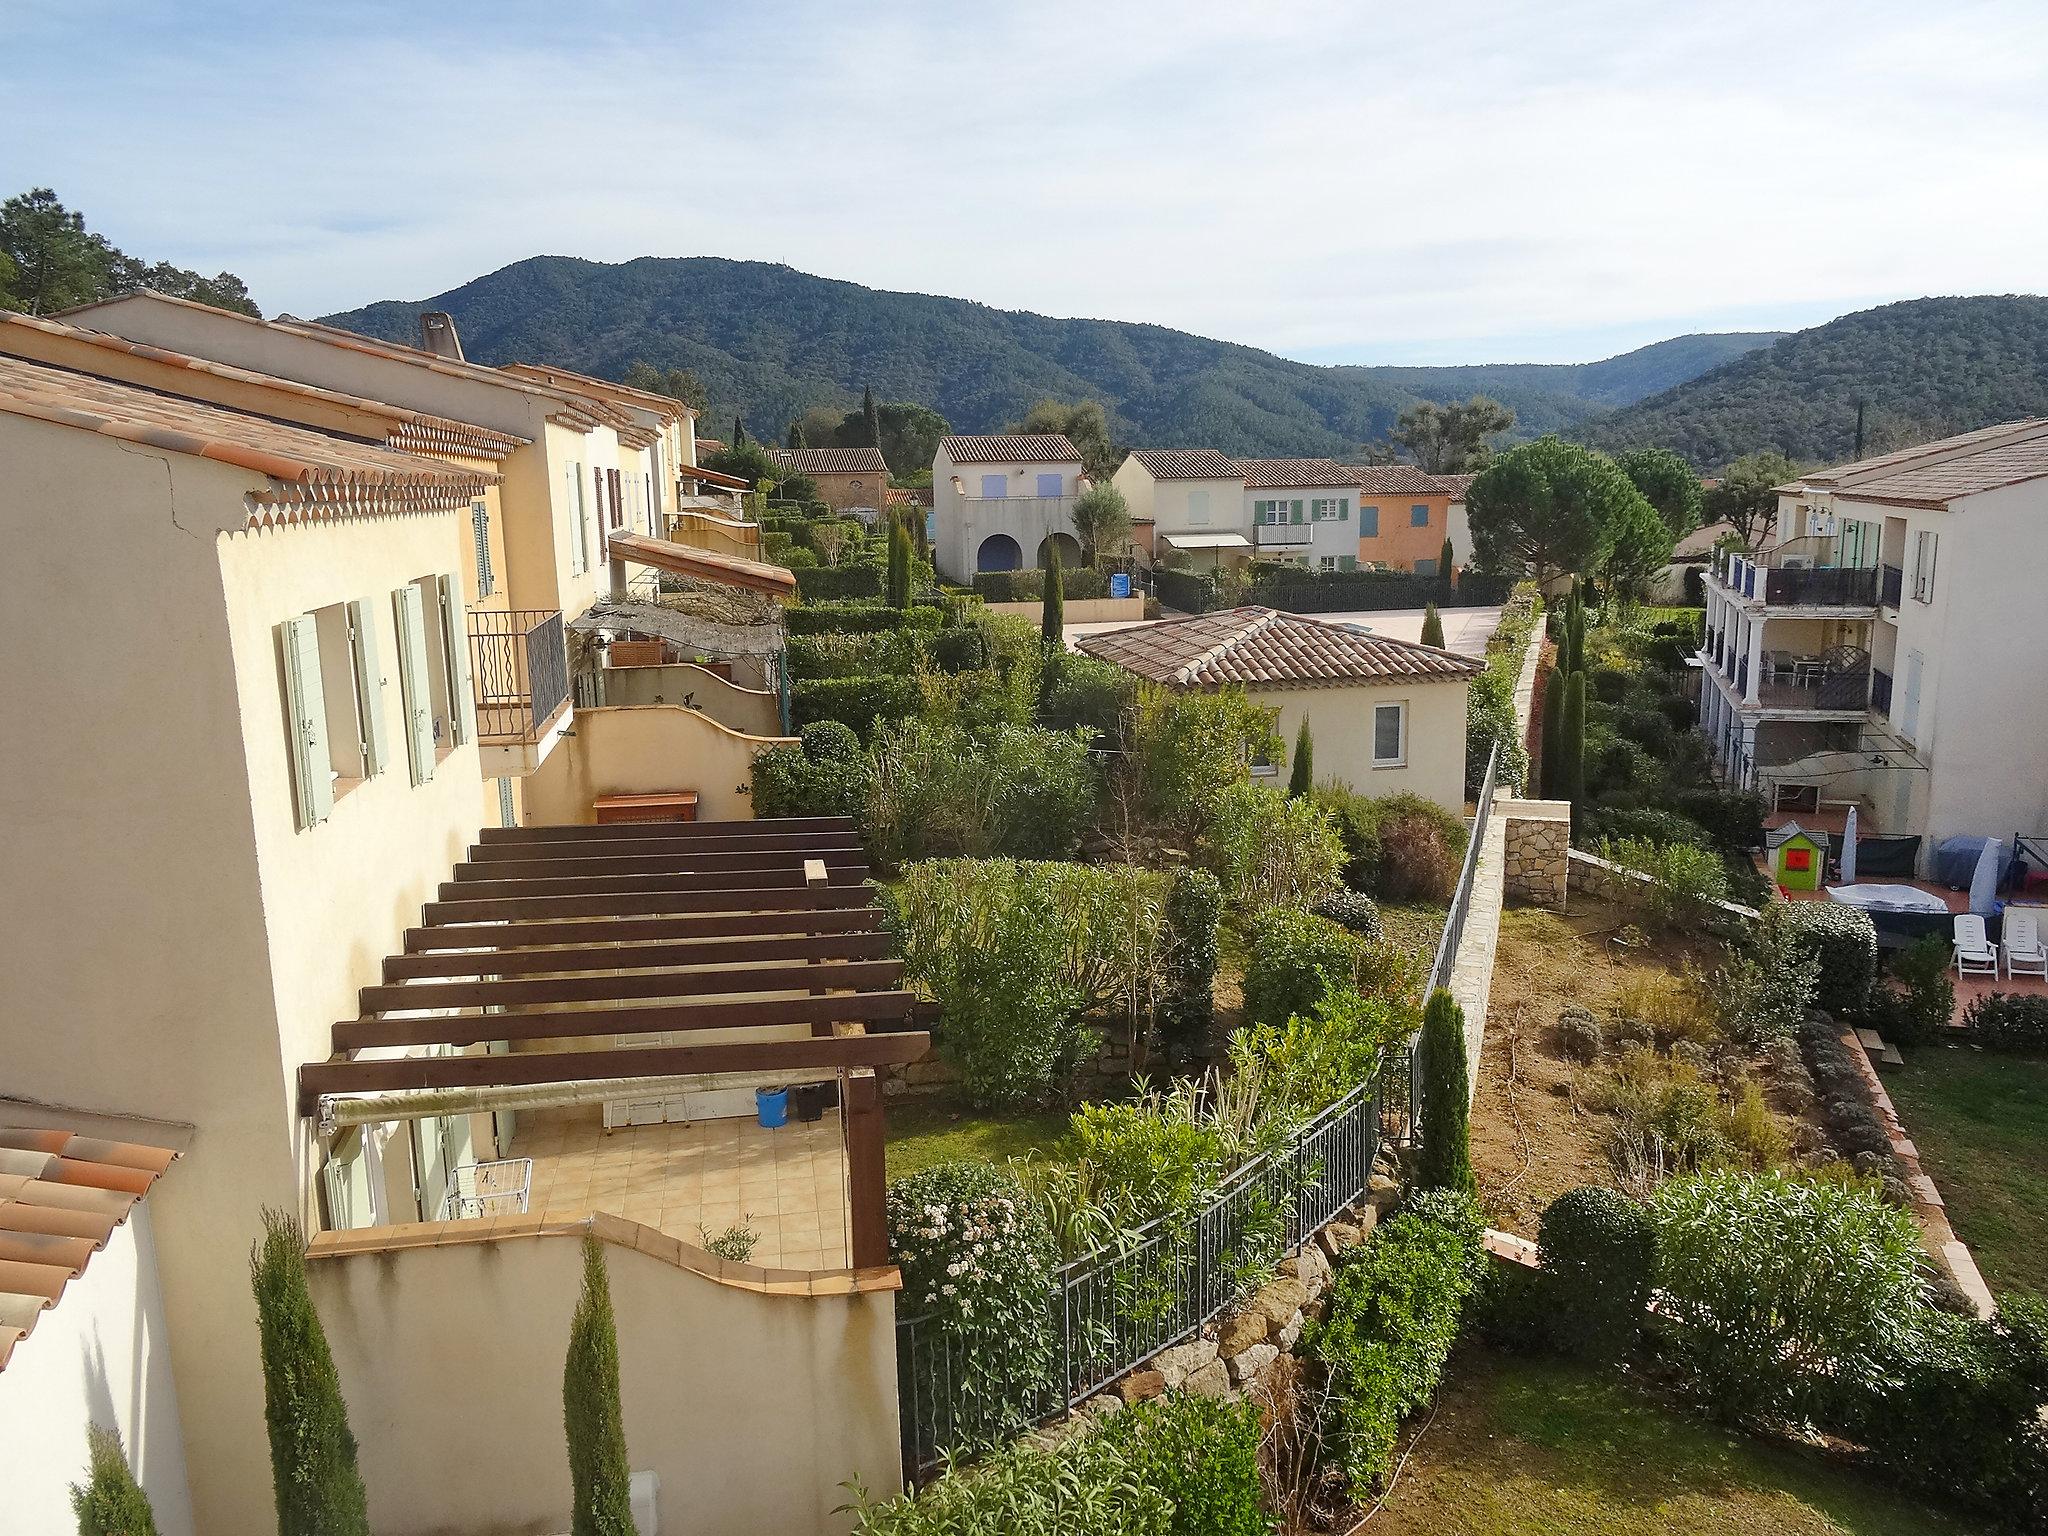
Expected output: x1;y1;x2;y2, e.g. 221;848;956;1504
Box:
1912;529;1937;603
1371;701;1408;768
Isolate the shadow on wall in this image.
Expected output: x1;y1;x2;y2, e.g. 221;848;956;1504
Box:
522;705;794;823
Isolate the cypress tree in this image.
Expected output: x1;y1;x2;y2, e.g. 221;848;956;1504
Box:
785;420;806;449
731;416;746;447
1419;602;1445;650
1438;536;1455;588
1040;541;1065;647
861;385;881;451
886;515;912;609
250;1208;371;1536
564;1234;638;1536
1286;717;1314;799
70;1424;159;1536
1415;988;1476;1196
1561;669;1587;824
1540;665;1566;798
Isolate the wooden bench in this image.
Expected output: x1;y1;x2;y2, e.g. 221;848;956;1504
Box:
592;791;698;825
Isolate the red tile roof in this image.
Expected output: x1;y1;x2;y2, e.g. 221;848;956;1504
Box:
1345;464;1437;495
1128;448;1243;480
0;353;499;526
0;1109;185;1373
770;446;889;475
939;434;1079;465
1076;606;1481;690
1239;458;1362;489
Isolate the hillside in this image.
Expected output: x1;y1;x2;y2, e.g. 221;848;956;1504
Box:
318;255;1779;457
1578;295;2048;469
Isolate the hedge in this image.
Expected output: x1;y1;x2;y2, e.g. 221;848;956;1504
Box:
972;567;1111;603
1765;900;1877;1017
1961;990;2048;1052
793;564;884;601
784;602;945;635
1249;568;1513;612
1153;567;1220;614
1536;1187;1655;1361
790;675;925;738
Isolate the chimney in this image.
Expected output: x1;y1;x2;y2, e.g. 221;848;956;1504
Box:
418;311;465;361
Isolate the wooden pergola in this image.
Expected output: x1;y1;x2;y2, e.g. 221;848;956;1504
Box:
297;815;929;1266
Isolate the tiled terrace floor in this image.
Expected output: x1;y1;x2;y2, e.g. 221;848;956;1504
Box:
511;1104;849;1270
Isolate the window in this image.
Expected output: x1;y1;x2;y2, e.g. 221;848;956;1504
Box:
1338;555;1358;572
1411;504;1430;527
1188;487;1211;525
321;1128;384;1231
979;473;1007;498
391;573;475;783
1900;650;1923;742
1312;497;1350;522
278;599;389;830
1359;504;1380;537
1912;529;1937;602
1372;701;1407;766
470;500;494;596
1318;555;1338;571
1036;472;1064;497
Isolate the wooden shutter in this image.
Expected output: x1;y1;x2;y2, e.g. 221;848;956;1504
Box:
470;501;494;596
347;598;389;777
393;582;435;784
438;573;477;747
568;465;584;574
279;615;333;829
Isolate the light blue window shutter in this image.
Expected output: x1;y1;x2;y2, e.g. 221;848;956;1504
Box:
979;474;1007;498
1361;505;1380;537
393;583;435;784
1412;504;1430;527
347;599;389;778
1036;472;1063;497
279;615;333;830
438;574;477;747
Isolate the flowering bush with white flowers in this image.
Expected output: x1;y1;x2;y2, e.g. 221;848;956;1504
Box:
889;1161;1058;1451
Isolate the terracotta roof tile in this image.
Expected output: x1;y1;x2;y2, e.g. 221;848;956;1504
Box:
1077;606;1481;690
1816;423;2048;507
940;434;1080;465
0;1108;182;1373
1796;417;2048;489
770;446;889;475
1129;448;1243;480
1239;458;1363;489
1344;464;1437;495
0;354;499;527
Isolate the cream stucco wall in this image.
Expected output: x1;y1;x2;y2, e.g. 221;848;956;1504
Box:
931;444;1084;582
521;704;793;823
308;1224;902;1536
1110;460;1252;569
0;1206;197;1536
1253;677;1471;812
603;661;783;736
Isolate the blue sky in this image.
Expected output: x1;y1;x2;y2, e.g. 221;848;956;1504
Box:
7;0;2045;365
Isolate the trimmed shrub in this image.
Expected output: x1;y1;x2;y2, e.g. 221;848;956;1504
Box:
70;1424;159;1536
784;602;943;635
790;674;926;738
1963;990;2048;1052
1310;1189;1485;1488
795;562;883;601
749;721;872;820
1555;1003;1603;1064
1866;934;1954;1045
1240;908;1362;1031
928;626;988;672
564;1234;638;1536
1671;786;1766;853
1313;889;1384;942
972;567;1110;603
1252;567;1513;612
1536;1187;1655;1361
1152;566;1219;615
1037;652;1134;747
1155;868;1221;1062
1766;900;1877;1017
1415;990;1475;1196
1585;805;1710;849
785;628;923;679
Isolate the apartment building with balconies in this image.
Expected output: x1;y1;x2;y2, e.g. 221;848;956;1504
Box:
931;433;1085;579
1699;418;2048;864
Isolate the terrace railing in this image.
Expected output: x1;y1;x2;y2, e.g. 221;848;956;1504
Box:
1881;563;1904;608
1871;667;1894;715
467;609;569;744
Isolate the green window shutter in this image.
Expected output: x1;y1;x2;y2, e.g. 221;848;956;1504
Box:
279;615;333;830
347;598;389;778
1339;500;1349;521
1291;500;1304;524
438;573;477;747
393;583;435;784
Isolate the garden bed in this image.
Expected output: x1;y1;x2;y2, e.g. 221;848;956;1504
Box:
1364;1346;1974;1535
1882;1046;2048;1296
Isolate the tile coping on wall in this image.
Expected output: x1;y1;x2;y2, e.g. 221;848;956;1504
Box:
307;1211;902;1298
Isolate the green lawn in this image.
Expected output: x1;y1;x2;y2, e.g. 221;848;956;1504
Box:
1884;1046;2048;1296
1370;1348;1974;1536
883;1094;1072;1180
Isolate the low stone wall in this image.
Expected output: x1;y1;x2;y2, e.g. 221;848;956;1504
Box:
1565;848;1762;924
1499;798;1570;909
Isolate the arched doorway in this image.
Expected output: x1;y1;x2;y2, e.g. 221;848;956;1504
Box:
977;533;1023;572
1036;532;1082;569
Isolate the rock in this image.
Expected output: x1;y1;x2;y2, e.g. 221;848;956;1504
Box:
1216;1308;1271;1357
1184;1359;1232;1398
1252;1277;1309;1327
1366;1173;1400;1209
1354;1203;1379;1237
1153;1338;1217;1388
1279;1243;1329;1288
1322;1219;1363;1254
1275;1315;1304;1352
1082;1393;1122;1418
1228;1342;1279;1385
1116;1369;1166;1404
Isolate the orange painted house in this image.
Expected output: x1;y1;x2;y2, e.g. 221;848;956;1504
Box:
1346;465;1461;573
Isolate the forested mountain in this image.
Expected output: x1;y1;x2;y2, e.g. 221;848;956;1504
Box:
1578;296;2048;470
319;255;1778;457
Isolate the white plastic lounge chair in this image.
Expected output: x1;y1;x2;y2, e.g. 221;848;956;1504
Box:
1953;914;1999;978
2004;909;2048;980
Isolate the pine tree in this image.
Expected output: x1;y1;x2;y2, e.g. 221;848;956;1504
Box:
1540;665;1566;798
1438;536;1455;587
861;385;881;451
564;1234;638;1536
1286;717;1314;799
886;515;912;610
1560;669;1587;824
1040;541;1065;647
250;1208;371;1536
1419;602;1445;650
786;421;806;449
70;1424;159;1536
1415;989;1476;1195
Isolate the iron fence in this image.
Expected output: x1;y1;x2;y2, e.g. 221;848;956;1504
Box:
895;1062;1396;1484
467;609;569;743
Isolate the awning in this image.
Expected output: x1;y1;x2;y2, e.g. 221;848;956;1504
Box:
1160;532;1253;551
568;598;784;659
606;529;797;597
682;464;750;490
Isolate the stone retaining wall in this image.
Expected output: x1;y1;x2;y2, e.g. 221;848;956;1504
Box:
1565;847;1762;924
1499;798;1570;910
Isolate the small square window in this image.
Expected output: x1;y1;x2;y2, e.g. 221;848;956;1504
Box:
1372;702;1407;766
1411;504;1430;527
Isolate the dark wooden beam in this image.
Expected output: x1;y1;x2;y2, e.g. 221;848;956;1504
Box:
452;846;866;881
403;905;885;953
359;957;904;1015
477;816;854;845
298;1031;930;1113
433;867;869;904
333;990;932;1052
844;1070;888;1268
382;930;892;981
466;829;859;862
420;886;875;924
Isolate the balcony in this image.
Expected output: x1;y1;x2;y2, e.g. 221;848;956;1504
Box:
468;609;570;748
1715;543;1879;608
1253;521;1315;547
1757;667;1871;711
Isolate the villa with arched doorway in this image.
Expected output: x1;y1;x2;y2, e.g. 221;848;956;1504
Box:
931;434;1087;584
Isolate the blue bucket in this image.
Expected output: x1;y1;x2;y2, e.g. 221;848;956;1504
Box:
755;1087;789;1128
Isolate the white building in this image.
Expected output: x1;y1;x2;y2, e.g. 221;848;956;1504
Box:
1238;459;1365;571
1699;418;2048;864
931;434;1085;580
1111;448;1253;570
